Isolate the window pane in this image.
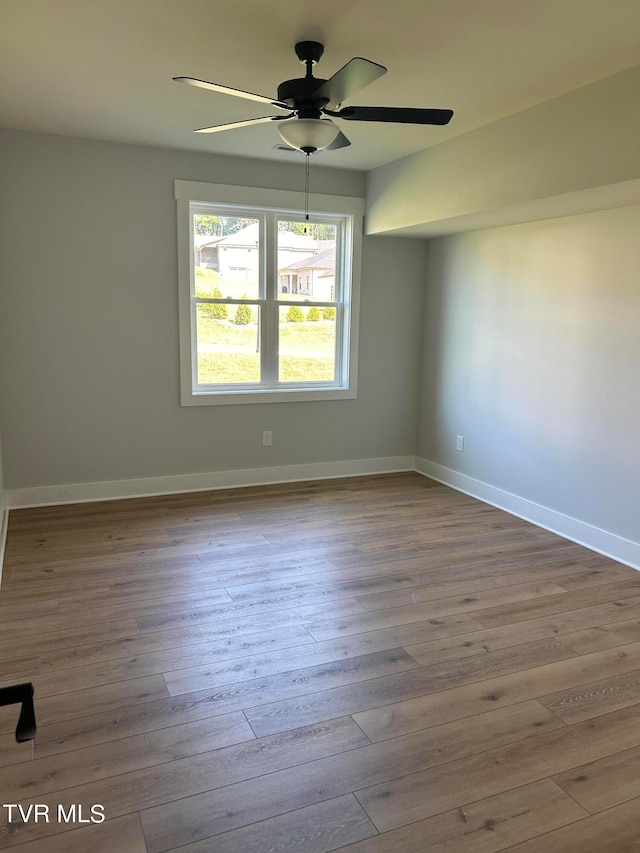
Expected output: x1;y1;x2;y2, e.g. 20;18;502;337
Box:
193;215;260;300
277;222;337;303
196;303;261;385
278;305;336;383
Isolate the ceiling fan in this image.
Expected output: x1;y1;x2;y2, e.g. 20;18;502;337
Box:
174;41;453;154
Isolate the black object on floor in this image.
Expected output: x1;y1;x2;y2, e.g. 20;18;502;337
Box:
0;682;36;742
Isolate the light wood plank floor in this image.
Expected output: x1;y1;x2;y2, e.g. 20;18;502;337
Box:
1;473;640;851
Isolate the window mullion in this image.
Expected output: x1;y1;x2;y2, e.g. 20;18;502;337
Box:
336;220;350;386
262;213;278;387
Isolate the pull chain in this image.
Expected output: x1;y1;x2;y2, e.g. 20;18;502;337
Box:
304;153;310;233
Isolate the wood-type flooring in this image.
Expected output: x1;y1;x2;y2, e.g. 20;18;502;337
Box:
1;472;640;851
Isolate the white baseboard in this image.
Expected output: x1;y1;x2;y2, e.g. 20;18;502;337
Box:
5;455;637;578
7;456;416;509
415;457;640;571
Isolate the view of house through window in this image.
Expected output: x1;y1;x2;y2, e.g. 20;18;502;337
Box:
192;211;341;389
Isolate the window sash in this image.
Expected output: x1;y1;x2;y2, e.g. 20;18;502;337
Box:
193;300;344;392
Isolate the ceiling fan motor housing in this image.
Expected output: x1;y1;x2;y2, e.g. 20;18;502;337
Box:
277;77;329;117
277;42;330;117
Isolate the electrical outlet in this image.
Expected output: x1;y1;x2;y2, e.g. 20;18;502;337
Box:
456;435;464;452
262;430;273;447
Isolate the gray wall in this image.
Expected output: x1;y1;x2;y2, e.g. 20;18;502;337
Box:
0;432;5;511
0;431;5;580
366;66;640;237
0;428;6;575
0;130;426;490
418;204;640;542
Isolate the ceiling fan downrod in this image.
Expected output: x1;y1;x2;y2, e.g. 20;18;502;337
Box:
295;41;325;73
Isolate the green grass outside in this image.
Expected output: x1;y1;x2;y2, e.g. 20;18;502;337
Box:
278;356;335;382
198;352;335;384
198;352;261;385
196;315;336;385
197;313;335;347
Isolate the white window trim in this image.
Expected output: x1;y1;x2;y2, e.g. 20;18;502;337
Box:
175;180;364;406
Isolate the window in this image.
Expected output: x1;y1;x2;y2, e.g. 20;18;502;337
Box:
176;181;363;405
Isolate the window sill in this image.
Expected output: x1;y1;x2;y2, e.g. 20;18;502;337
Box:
182;386;358;406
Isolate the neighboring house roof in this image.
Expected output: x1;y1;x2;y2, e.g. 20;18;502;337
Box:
282;247;336;273
194;234;223;249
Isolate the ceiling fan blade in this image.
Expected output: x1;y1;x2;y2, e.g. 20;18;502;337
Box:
325;130;351;150
335;106;453;125
173;77;289;110
194;115;292;134
312;58;387;109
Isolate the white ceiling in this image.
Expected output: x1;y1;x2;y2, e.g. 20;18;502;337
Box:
1;0;638;171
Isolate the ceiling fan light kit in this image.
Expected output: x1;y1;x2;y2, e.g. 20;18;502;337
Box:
278;118;340;153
